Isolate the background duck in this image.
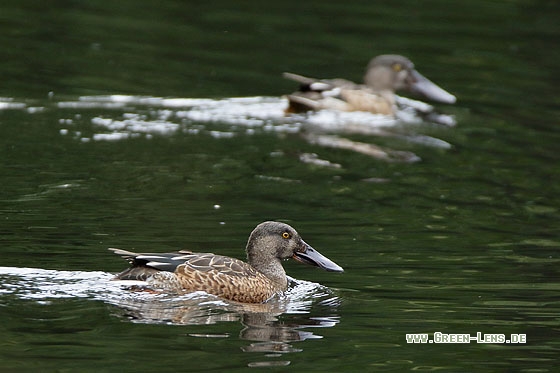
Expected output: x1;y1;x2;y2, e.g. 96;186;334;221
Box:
110;221;343;303
284;54;456;116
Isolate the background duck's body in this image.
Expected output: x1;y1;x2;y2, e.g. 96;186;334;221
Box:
284;54;456;116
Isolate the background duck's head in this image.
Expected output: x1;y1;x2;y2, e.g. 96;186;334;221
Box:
364;54;456;104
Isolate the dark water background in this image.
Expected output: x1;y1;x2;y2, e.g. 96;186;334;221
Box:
1;0;559;371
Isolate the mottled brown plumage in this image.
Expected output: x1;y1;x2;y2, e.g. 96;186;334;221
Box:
284;54;456;115
110;221;343;303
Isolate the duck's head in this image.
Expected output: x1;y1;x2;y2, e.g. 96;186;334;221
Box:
364;54;456;104
246;221;344;273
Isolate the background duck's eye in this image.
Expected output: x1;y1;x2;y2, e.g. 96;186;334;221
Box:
282;232;291;239
392;63;402;72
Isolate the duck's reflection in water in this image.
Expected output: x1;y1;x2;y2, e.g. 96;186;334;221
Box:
239;309;340;367
108;280;341;367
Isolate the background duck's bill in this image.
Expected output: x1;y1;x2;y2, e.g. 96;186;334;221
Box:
410;70;456;104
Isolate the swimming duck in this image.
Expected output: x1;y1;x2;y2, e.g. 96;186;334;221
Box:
110;221;343;303
284;54;456;115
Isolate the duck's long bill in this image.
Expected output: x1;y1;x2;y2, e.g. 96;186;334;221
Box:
409;70;456;104
292;240;344;272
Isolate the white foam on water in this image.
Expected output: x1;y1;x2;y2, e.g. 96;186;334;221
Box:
0;266;340;326
2;94;454;158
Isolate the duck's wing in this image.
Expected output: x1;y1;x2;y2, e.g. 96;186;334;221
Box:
283;72;358;92
109;248;260;280
283;72;371;113
110;248;196;280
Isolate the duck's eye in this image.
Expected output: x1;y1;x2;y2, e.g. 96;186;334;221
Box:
282;232;291;239
392;63;402;72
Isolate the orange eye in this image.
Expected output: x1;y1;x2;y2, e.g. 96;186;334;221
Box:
282;232;291;239
392;63;402;72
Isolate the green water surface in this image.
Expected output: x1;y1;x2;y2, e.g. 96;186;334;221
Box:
1;0;559;372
